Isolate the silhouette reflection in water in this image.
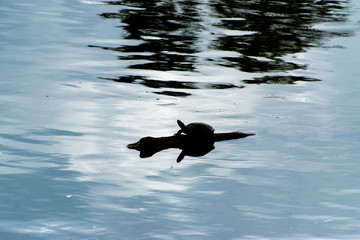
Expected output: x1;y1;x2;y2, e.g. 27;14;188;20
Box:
90;0;350;93
128;120;255;162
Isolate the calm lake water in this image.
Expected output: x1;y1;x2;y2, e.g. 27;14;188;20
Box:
1;0;360;239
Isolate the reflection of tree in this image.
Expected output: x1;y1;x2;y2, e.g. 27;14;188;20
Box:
210;0;350;74
98;0;202;71
243;75;320;85
91;0;350;91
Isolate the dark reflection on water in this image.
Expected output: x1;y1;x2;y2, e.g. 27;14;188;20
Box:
243;75;321;85
211;0;350;72
98;75;243;91
92;0;201;72
90;0;350;92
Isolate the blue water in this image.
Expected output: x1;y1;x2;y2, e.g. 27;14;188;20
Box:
1;0;360;239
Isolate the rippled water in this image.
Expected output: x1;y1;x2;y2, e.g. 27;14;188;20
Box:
1;0;360;239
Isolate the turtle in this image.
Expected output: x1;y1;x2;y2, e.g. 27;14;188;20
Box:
175;120;215;137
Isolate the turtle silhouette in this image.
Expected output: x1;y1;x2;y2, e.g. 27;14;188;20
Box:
128;120;255;163
175;120;215;162
175;120;215;138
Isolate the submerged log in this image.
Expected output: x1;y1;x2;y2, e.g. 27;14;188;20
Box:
214;132;255;142
128;131;255;162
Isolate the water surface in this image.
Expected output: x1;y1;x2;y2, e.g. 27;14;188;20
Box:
1;0;360;239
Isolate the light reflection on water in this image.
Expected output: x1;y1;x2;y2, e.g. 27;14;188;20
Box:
1;0;360;239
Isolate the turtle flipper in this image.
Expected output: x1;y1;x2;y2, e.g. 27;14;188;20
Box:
177;150;185;163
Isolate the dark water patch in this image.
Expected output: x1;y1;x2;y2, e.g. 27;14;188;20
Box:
100;75;243;92
205;83;244;89
210;0;351;71
100;76;197;89
0;128;83;148
89;44;197;71
62;83;81;88
92;0;350;88
100;12;123;19
243;75;321;85
98;75;145;84
220;55;307;73
94;0;203;74
28;128;84;137
154;91;191;97
126;55;196;71
0;134;55;146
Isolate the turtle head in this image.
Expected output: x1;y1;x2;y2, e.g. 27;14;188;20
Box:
177;120;186;131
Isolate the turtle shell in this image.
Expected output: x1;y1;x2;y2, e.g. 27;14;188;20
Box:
177;120;215;136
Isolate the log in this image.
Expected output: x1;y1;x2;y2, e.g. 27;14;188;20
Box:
127;132;255;160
